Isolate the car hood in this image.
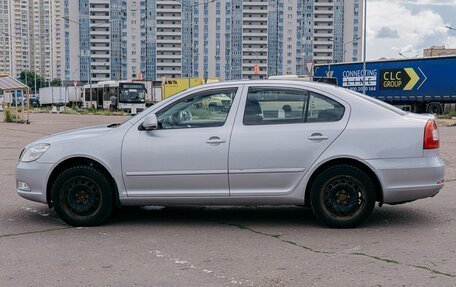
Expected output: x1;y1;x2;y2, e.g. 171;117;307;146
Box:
28;125;116;147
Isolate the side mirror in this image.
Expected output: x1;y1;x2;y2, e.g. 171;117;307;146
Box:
139;114;158;131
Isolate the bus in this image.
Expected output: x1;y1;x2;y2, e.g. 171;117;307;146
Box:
83;81;146;113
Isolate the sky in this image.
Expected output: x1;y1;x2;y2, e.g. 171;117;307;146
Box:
366;0;456;60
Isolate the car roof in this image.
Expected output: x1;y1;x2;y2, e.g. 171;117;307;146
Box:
198;80;343;98
201;79;339;92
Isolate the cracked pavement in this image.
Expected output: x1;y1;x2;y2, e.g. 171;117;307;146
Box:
1;113;456;286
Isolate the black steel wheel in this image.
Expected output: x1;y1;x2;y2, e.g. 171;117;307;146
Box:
51;165;114;226
310;165;376;228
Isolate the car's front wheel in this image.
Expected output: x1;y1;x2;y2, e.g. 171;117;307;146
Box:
51;165;114;226
310;165;376;228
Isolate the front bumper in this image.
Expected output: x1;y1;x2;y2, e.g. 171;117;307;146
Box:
16;161;54;204
367;156;445;204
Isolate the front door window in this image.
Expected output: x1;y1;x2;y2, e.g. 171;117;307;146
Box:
157;88;238;129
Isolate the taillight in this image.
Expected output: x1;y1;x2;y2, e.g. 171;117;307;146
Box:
424;120;439;149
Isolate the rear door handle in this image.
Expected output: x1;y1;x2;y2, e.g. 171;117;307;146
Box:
308;133;329;141
206;136;226;145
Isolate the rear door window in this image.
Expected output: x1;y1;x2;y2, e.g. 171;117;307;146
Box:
243;88;308;125
243;87;345;125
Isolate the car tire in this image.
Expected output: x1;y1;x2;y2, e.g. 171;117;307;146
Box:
51;165;114;227
310;165;375;228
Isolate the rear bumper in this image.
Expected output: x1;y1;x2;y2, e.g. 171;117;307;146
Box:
367;156;445;204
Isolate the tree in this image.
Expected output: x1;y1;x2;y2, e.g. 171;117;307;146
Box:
19;71;45;93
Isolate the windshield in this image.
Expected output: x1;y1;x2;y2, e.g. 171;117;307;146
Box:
119;84;146;103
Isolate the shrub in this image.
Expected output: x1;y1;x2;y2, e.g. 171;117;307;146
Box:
5;109;12;122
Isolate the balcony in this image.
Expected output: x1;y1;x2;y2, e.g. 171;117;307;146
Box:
314;16;334;22
243;38;268;44
156;31;182;36
314;9;334;14
156;46;182;51
156;53;181;59
314;33;333;38
313;55;332;61
314;48;333;53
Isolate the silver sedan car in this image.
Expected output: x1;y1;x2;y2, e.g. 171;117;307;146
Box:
16;80;445;228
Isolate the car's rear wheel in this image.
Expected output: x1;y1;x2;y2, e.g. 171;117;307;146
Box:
310;165;375;228
51;165;113;226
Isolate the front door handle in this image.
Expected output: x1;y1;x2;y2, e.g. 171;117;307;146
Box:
308;133;329;141
206;136;226;145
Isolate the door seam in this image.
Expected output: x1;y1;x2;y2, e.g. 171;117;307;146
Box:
227;84;246;196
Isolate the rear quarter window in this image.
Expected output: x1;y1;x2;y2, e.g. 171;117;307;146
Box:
307;92;345;123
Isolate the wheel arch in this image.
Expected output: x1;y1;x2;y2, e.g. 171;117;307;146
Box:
46;157;120;208
304;157;384;206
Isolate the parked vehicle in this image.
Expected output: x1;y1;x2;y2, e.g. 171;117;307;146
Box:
83;81;146;113
29;94;40;107
132;80;162;106
39;87;80;105
16;80;445;228
313;56;456;114
10;92;26;106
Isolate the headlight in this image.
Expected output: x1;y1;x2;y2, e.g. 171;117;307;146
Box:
20;143;50;162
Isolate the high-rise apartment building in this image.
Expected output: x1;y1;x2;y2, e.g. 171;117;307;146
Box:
0;0;63;80
343;0;362;63
156;1;183;79
63;0;80;81
298;0;362;74
79;0;112;82
242;1;269;79
63;0;364;83
0;0;13;75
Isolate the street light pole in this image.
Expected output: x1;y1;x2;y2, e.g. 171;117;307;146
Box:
362;0;367;94
72;68;79;105
88;52;93;109
189;4;193;89
34;68;37;95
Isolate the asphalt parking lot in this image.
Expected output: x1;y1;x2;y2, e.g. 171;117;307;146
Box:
1;113;456;287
